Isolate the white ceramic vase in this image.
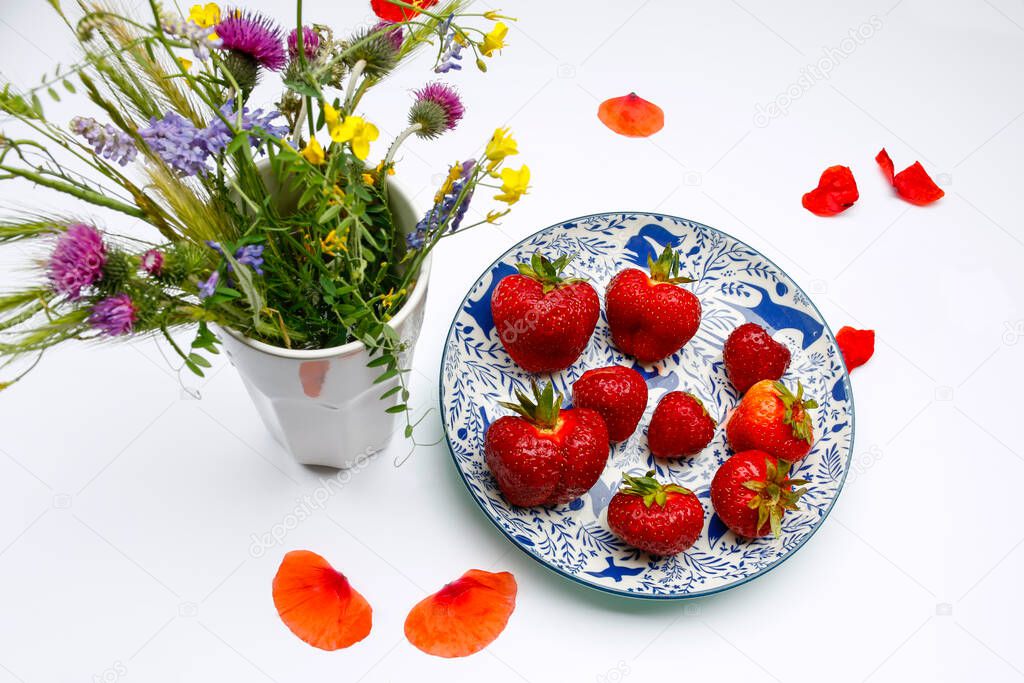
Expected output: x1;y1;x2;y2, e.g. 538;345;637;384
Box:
217;179;429;469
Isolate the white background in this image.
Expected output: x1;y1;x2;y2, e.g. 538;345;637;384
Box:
1;0;1022;681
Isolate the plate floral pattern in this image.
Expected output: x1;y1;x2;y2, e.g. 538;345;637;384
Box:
440;212;854;599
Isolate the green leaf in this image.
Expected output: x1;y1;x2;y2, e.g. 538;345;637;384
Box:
385;404;407;414
318;204;342;225
187;353;211;368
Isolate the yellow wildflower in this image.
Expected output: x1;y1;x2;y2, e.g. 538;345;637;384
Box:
178;57;193;71
329;115;379;161
486;209;509;223
494;164;530;204
321;229;348;255
434;161;463;202
454;31;467;46
323;102;341;129
362;172;375;186
484;10;516;20
300;137;325;165
188;3;221;27
485;127;518;170
481;22;508;57
375;160;395;176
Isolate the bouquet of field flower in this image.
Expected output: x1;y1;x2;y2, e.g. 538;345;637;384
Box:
0;0;527;427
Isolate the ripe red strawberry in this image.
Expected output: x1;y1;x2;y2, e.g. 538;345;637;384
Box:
723;322;791;394
491;253;600;373
726;380;817;461
571;366;648;441
605;245;702;363
710;450;808;538
647;391;716;458
607;470;705;555
485;381;609;507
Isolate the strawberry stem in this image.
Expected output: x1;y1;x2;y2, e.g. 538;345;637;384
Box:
618;469;691;508
498;380;562;430
516;252;587;293
647;244;696;284
773;381;817;445
741;457;809;537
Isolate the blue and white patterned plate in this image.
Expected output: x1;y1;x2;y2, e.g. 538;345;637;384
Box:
439;212;854;599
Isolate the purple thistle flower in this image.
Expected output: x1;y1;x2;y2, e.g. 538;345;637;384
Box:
203;101;289;155
287;26;320;60
48;223;107;300
372;21;404;52
70;117;137;166
139;112;210;176
197;270;220;299
216;10;286;71
412;82;464;133
141;249;164;275
90;294;137;336
234;244;264;275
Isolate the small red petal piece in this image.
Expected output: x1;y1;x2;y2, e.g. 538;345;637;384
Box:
875;148;895;184
370;0;437;21
836;326;875;372
272;550;372;650
802;165;859;216
875;148;944;205
598;92;665;138
404;569;517;658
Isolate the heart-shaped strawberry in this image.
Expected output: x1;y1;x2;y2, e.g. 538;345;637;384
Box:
485;382;609;507
605;245;701;363
723;322;791;394
491;253;600;373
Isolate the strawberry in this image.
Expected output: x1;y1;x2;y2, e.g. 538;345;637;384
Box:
726;380;817;461
571;366;648;441
605;245;702;363
647;391;716;458
485;381;610;507
491;253;600;373
723;322;791;394
607;470;705;555
710;450;808;538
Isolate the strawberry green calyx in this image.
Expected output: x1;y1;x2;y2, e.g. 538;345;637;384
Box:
741;458;809;538
774;380;818;444
499;380;563;430
618;469;692;507
516;252;587;293
647;244;696;284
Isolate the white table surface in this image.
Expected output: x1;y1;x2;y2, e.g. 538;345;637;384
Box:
1;1;1022;681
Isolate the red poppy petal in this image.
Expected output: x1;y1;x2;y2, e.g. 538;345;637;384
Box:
272;550;372;650
836;326;875;372
370;0;437;21
802;165;859;216
875;148;895;184
598;93;664;138
894;162;945;205
404;569;517;658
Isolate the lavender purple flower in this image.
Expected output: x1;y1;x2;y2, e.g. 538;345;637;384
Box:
287;26;320;61
161;14;222;61
139;112;210;176
70;117;137;166
233;244;265;275
89;294;137;335
203;101;289;155
216;11;286;71
407;160;476;249
48;223;107;300
434;16;464;74
197;270;219;299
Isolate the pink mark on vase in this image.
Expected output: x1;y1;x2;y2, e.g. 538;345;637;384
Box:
299;360;331;398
